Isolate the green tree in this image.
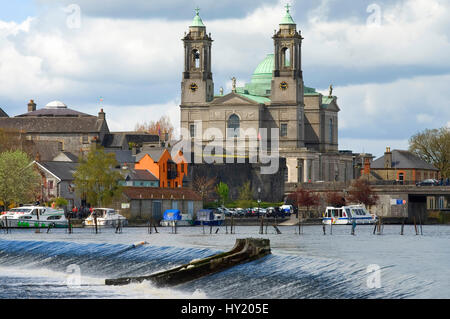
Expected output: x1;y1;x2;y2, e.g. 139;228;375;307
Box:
0;150;40;208
73;146;123;207
215;182;229;207
235;181;253;208
409;127;450;178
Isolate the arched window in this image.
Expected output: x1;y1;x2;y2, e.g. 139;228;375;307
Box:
227;114;240;137
192;49;200;69
281;47;290;67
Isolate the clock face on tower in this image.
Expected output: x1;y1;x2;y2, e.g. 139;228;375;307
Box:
280;81;288;90
190;83;198;92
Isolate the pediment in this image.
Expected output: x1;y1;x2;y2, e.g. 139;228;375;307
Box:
211;93;259;106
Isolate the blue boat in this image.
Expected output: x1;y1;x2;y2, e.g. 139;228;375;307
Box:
160;209;194;226
195;209;225;226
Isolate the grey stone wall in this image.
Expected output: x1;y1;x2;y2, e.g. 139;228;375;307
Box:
186;158;287;203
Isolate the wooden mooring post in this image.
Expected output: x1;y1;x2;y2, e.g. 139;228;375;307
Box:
4;216;9;234
94;215;98;234
115;219;122;234
414;216;418;235
351;219;356;236
259;216;264;235
418;213;423;235
68;217;73;234
400;218;405;235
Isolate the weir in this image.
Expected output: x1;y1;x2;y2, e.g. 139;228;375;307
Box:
105;238;271;287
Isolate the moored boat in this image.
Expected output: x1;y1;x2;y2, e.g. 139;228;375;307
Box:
0;206;68;228
194;209;225;226
160;209;194;226
82;208;128;227
322;205;377;225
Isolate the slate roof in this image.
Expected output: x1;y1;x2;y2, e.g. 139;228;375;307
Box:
16;108;93;118
0;117;105;133
124;169;158;181
123;187;202;201
101;132;159;148
104;149;135;164
35;161;79;181
371;150;438;170
135;147;167;162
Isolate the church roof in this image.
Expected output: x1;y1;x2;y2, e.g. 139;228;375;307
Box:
0;117;105;133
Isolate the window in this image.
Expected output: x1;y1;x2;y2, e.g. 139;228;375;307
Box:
227;114;240;137
192;49;200;69
188;201;194;215
172;201;178;210
82;134;89;144
280;123;288;137
190;124;195;138
281;47;290;67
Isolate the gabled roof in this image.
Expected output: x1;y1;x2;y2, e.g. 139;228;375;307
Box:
0;117;105;133
124;169;158;182
34;161;79;181
210;92;265;106
104;149;135;164
136;147;167;162
371;150;438;170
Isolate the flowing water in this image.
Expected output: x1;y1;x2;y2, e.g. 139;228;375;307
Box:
0;224;449;299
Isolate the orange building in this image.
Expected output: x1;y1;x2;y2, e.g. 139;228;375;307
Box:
135;148;188;188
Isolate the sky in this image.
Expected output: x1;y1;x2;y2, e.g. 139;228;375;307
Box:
0;0;449;158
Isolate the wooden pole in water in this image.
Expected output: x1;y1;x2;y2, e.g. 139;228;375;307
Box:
5;216;8;234
210;223;212;234
68;217;72;234
400;217;405;235
322;224;326;235
330;220;333;235
231;216;234;234
418;213;423;235
414;216;418;235
202;221;205;234
148;219;152;234
94;215;98;234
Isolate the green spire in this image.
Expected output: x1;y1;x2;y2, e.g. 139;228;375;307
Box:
190;7;205;27
280;3;295;25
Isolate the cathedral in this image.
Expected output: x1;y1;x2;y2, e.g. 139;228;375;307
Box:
179;7;353;183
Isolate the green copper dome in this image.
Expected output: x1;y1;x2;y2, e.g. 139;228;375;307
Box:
190;8;205;27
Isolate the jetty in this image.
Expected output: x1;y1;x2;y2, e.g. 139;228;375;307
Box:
105;238;271;287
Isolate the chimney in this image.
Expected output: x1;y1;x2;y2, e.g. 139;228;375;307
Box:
363;157;371;175
98;108;105;120
28;99;36;112
384;147;392;169
35;151;41;162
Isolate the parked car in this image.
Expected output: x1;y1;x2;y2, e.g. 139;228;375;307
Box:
416;179;439;186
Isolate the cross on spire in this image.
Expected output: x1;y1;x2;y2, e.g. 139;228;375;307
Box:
195;7;200;15
285;3;291;13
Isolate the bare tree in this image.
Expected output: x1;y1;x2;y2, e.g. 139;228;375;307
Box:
192;176;217;203
135;115;174;141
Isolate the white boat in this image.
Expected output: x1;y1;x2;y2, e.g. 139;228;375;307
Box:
322;205;377;225
83;208;128;227
0;206;68;228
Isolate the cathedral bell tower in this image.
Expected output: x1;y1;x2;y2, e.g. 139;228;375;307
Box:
270;4;304;104
181;8;214;104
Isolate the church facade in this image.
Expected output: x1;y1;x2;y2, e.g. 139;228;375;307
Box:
179;7;353;183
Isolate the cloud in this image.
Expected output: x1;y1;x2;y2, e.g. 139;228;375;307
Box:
0;0;449;158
